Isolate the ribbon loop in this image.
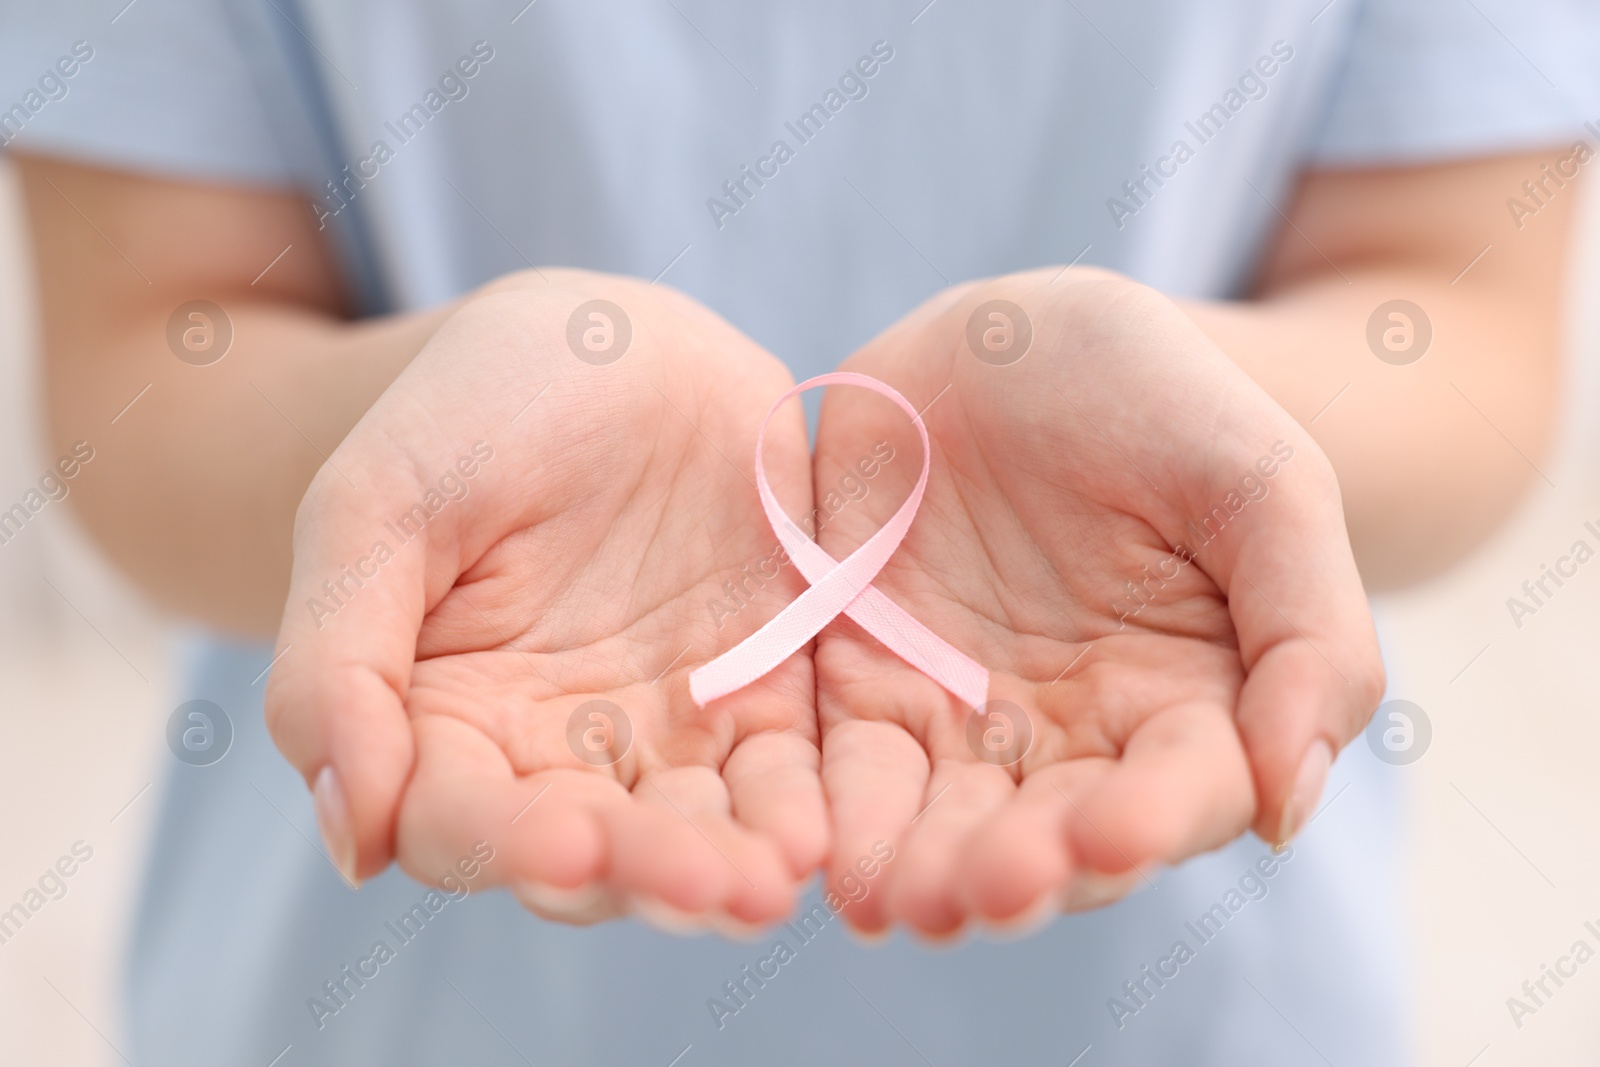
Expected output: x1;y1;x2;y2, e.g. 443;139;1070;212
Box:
689;373;989;709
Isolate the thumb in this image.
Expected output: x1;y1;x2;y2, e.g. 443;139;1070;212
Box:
264;456;442;884
1195;443;1385;846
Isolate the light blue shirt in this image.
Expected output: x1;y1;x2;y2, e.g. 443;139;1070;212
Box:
3;0;1597;1062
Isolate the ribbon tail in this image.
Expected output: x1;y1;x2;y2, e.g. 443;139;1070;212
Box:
840;586;989;709
778;527;989;709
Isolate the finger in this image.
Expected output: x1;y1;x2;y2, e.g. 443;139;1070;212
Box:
957;763;1087;925
887;759;1015;937
820;719;930;935
958;762;1158;924
506;784;627;926
723;729;829;880
1201;448;1385;845
610;766;797;928
397;714;622;910
265;460;436;884
1065;700;1254;874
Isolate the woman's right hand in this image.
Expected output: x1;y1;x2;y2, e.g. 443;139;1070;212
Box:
265;270;828;929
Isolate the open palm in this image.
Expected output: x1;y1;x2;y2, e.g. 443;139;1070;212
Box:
812;270;1383;937
267;272;826;928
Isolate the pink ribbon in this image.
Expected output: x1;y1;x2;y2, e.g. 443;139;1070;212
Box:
689;372;990;709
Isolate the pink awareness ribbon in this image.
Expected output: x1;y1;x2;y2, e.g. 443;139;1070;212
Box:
689;372;990;709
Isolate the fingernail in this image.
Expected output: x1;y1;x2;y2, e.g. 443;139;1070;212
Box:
1278;740;1332;846
629;896;712;936
512;880;613;924
314;765;359;888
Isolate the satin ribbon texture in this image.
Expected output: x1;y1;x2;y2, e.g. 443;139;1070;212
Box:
689;372;990;709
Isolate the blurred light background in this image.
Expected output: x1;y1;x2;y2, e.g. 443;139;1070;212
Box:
0;152;1596;1065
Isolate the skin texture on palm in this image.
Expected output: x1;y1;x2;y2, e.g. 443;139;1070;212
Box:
811;269;1385;938
265;272;828;929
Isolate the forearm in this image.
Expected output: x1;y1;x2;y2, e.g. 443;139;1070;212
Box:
1185;267;1560;588
1183;153;1572;589
43;298;452;635
15;153;475;634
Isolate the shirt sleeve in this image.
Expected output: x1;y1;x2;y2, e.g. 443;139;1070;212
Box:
1310;0;1600;165
0;0;320;188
